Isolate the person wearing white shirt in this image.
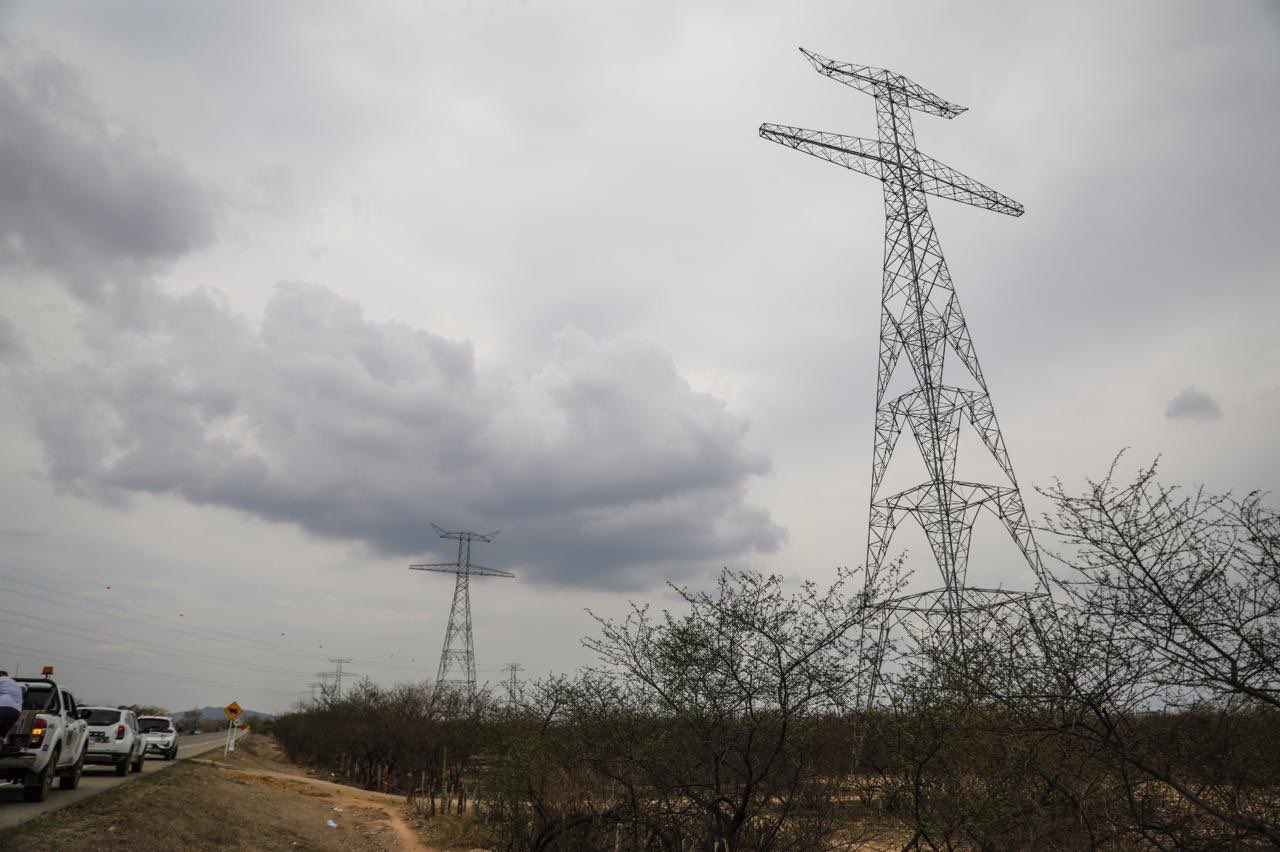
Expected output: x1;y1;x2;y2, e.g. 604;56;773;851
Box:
0;670;23;740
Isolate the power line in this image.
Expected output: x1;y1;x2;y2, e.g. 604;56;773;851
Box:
0;573;318;651
0;582;333;663
0;573;499;675
0;642;304;696
0;609;316;679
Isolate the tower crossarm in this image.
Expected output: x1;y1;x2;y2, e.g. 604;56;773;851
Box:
759;124;888;181
408;562;514;578
759;124;1023;216
465;565;515;578
409;562;461;572
800;48;965;118
431;523;500;543
879;586;1044;615
912;150;1024;217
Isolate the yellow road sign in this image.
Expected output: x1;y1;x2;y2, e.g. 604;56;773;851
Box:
223;701;243;720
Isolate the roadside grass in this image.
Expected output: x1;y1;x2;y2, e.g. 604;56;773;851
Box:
0;738;390;852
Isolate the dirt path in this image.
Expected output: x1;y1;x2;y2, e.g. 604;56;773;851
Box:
192;758;431;851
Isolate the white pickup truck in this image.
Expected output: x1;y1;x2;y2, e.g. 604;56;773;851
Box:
0;676;89;802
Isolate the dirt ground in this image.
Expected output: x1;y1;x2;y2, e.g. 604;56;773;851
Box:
0;736;450;852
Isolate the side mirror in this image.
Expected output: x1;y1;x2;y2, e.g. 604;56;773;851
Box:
77;708;93;720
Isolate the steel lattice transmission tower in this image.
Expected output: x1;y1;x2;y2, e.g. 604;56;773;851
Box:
318;657;355;698
502;662;523;707
761;49;1049;629
410;525;513;694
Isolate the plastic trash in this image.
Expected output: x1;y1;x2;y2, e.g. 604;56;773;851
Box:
327;819;338;829
332;806;343;813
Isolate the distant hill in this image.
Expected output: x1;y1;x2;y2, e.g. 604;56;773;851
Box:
194;706;275;722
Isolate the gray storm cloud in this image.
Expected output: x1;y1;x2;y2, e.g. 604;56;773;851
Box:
0;45;216;317
1;43;782;589
25;284;784;588
0;316;23;361
1165;387;1223;422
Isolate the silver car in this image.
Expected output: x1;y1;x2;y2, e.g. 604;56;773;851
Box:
137;716;179;760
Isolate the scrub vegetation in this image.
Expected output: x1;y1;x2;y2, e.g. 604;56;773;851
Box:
274;461;1280;851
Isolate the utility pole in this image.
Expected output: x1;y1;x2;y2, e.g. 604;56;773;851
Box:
761;49;1051;670
410;525;514;696
318;658;355;698
306;681;325;702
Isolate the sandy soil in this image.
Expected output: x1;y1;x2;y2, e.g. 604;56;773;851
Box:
195;757;430;851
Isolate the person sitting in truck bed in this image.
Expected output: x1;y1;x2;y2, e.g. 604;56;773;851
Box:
0;671;22;739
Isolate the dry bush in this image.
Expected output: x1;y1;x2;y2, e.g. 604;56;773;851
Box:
272;460;1280;850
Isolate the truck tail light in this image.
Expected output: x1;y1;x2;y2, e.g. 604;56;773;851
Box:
30;716;48;747
116;724;126;740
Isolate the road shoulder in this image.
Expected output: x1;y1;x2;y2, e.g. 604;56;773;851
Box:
0;736;431;851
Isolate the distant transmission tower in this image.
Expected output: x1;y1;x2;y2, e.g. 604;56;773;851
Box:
319;658;355;697
410;525;514;694
761;49;1049;641
502;662;523;707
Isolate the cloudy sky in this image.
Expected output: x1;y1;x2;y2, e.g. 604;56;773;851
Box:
1;1;1277;713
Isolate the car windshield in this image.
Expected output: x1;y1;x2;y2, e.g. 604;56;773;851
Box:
138;718;173;733
20;684;56;712
85;709;121;726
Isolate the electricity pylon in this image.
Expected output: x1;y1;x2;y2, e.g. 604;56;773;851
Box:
318;657;355;697
502;662;523;707
761;49;1049;644
410;525;513;694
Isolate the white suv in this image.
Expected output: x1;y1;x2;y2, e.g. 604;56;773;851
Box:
82;707;145;776
137;716;179;760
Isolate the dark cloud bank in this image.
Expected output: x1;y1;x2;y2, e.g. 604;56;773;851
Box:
0;45;215;317
2;44;783;590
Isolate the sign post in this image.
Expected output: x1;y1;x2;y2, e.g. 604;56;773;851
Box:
223;701;244;755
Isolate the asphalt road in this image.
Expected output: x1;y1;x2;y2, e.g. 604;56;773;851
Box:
0;731;227;829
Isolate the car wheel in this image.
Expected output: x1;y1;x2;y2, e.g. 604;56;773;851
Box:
114;755;129;776
131;750;144;772
58;747;85;790
23;749;58;802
